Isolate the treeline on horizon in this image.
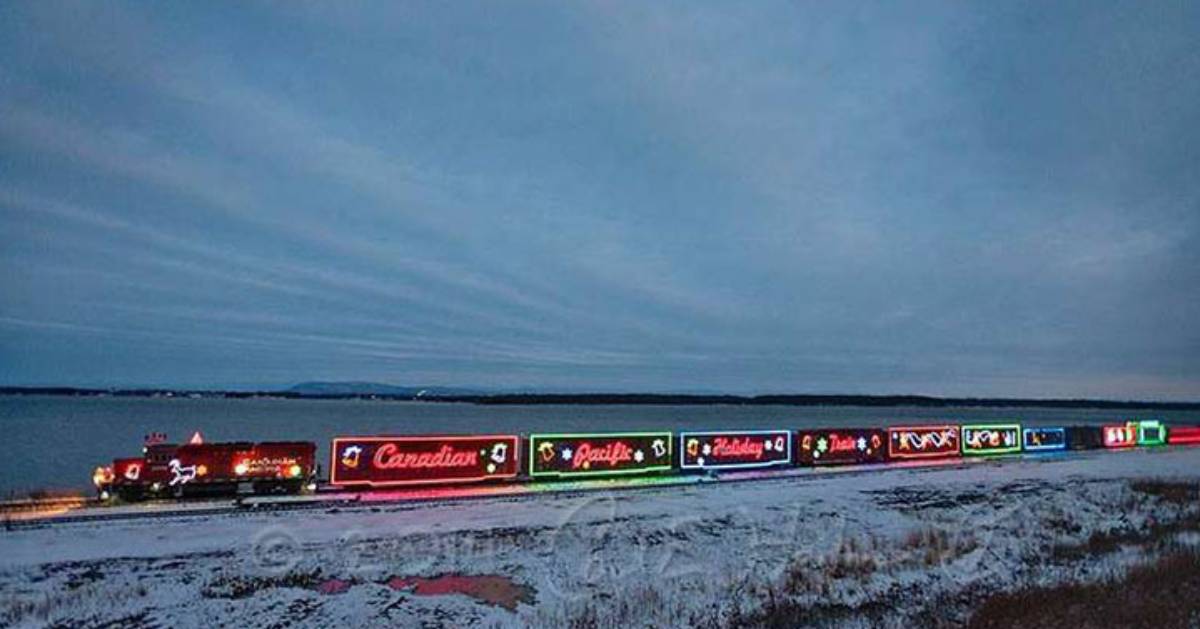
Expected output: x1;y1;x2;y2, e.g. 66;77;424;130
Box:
2;386;1198;411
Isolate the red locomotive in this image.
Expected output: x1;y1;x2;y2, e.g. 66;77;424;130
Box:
93;432;317;501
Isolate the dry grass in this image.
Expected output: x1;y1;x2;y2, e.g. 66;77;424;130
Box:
201;568;329;599
1052;481;1200;562
1129;480;1200;507
552;582;734;629
901;527;978;567
0;583;149;626
782;536;882;597
967;546;1200;629
554;527;980;628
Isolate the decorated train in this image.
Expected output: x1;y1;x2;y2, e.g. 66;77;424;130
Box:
92;432;317;501
93;420;1200;500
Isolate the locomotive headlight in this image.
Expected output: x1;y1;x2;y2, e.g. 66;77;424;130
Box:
305;482;317;492
234;462;249;476
288;464;303;478
92;466;112;488
99;490;110;501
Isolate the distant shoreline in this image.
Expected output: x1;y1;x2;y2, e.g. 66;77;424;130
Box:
2;387;1198;411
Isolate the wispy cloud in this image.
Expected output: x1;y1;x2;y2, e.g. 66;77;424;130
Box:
0;1;1197;397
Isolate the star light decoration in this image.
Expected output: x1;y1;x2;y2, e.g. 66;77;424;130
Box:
857;437;867;451
702;443;712;456
561;447;573;461
634;450;645;463
764;439;774;451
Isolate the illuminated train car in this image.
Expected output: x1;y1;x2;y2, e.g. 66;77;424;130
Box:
1135;420;1166;446
679;430;792;472
1169;426;1200;446
961;424;1022;456
887;425;961;461
795;428;888;466
330;434;521;488
94;438;317;501
1022;427;1068;452
1102;423;1140;448
529;432;673;479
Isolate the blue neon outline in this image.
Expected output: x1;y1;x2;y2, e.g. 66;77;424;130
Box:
1022;427;1067;452
678;430;793;470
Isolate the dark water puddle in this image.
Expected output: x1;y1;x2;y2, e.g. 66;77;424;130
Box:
385;574;536;611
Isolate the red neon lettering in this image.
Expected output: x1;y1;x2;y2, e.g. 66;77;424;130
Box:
372;443;479;470
711;437;765;460
828;434;857;453
572;442;633;469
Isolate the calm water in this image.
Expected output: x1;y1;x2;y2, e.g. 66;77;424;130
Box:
3;395;1197;495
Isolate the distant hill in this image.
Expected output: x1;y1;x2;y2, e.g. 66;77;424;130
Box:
285;381;486;398
430;392;1200;411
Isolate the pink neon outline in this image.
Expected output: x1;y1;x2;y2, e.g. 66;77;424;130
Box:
330;435;521;487
887;425;962;459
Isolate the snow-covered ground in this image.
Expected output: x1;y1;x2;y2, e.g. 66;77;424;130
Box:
3;447;1200;627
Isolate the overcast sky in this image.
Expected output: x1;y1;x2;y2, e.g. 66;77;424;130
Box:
1;1;1197;398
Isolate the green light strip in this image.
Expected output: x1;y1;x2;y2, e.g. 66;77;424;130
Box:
528;432;674;478
960;424;1022;456
1136;420;1166;446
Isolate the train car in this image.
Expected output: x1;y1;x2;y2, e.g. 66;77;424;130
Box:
1021;427;1068;452
1101;423;1139;449
1135;420;1166;446
329;434;521;488
1168;426;1200;445
94;435;317;500
960;424;1022;456
679;430;792;472
528;432;673;479
795;428;888;466
887;424;961;461
1065;425;1105;450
